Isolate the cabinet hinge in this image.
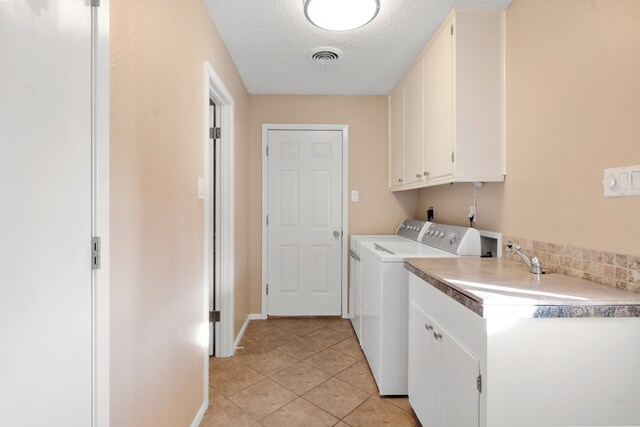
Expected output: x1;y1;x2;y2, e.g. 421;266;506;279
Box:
451;25;454;35
451;152;455;162
210;127;221;139
266;284;269;295
91;0;100;6
91;237;101;270
476;374;482;393
266;145;269;156
209;310;221;322
266;215;269;226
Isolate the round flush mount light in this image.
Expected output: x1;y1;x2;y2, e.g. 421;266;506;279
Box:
304;0;380;31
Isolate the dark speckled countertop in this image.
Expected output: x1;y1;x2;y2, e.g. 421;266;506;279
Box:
405;257;640;318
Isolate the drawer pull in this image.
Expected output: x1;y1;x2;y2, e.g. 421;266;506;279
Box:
425;324;433;331
433;332;442;340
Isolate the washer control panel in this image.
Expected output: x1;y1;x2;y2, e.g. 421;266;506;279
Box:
396;219;429;242
421;223;481;256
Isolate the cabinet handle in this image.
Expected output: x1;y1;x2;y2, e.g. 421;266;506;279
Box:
433;332;442;340
398;178;404;183
425;324;433;331
423;171;429;177
416;173;421;178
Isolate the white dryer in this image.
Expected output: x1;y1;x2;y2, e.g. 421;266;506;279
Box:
361;223;481;395
349;219;430;344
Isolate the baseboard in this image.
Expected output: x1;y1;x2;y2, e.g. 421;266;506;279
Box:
233;316;251;351
190;398;208;427
248;313;265;320
231;314;266;355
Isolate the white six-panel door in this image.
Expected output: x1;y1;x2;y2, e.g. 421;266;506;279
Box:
0;1;93;425
267;130;343;316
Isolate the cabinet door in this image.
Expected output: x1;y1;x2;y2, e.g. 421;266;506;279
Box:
388;85;405;187
409;301;481;427
408;301;442;426
404;60;424;185
423;18;454;181
440;323;480;427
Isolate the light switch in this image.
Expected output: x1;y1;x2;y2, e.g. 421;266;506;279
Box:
603;165;640;198
198;177;205;200
351;190;359;202
619;172;629;189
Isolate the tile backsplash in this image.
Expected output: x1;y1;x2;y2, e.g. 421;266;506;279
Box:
502;237;640;294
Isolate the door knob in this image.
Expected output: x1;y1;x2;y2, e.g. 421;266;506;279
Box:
333;231;340;238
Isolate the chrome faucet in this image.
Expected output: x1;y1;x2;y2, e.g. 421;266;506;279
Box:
506;241;543;275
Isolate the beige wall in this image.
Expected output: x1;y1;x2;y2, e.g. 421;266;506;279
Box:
110;0;250;425
108;0;639;423
417;0;640;256
248;96;419;313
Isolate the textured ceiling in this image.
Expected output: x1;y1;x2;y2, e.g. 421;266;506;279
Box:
204;0;512;95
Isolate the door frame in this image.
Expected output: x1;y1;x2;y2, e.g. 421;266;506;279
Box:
204;62;235;365
261;124;349;319
93;1;109;426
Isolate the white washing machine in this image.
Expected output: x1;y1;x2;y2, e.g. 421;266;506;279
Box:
361;223;481;395
349;219;430;344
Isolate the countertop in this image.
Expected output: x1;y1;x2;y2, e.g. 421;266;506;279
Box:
405;257;640;318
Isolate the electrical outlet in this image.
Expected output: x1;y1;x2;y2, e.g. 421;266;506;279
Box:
351;190;359;202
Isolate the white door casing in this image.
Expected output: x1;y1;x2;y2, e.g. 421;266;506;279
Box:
0;0;109;425
264;127;347;316
204;61;235;365
207;101;222;358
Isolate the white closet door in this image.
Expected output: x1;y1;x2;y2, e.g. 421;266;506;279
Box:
0;1;93;425
267;130;343;316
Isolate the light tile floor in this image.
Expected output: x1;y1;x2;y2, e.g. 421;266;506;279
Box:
202;317;421;427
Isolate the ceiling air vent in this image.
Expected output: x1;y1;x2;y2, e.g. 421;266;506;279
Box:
307;47;343;65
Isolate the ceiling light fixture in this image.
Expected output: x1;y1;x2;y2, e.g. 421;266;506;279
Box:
304;0;380;31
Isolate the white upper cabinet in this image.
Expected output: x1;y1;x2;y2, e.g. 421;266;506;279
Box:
404;60;425;186
423;18;454;183
388;10;505;191
389;84;405;187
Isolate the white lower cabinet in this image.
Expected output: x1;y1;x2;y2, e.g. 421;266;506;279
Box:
409;301;480;427
408;273;640;427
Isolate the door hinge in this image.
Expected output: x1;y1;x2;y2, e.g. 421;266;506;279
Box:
210;127;221;139
91;237;101;270
476;374;482;393
451;25;454;35
209;310;221;322
266;284;269;295
451;152;455;162
91;0;100;6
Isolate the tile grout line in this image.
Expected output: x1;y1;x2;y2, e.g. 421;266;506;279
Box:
214;320;338;423
209;318;417;426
